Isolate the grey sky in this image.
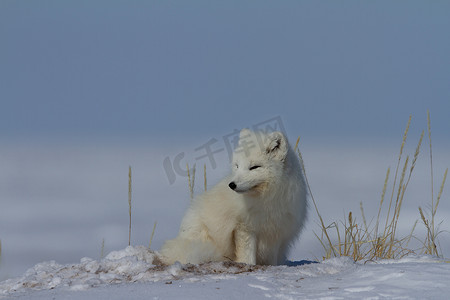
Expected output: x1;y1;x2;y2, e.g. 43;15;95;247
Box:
1;1;449;141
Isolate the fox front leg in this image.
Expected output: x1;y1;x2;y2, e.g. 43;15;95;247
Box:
234;228;257;265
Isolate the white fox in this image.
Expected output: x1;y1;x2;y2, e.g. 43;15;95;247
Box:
160;129;307;265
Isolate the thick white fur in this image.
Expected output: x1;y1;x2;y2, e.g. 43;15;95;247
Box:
160;129;307;265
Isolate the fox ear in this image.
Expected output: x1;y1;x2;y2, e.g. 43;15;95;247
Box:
239;128;252;140
265;131;288;161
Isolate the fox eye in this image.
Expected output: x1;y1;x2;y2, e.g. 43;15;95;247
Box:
249;165;261;170
234;164;239;169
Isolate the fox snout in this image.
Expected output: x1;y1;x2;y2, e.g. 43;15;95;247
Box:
228;182;237;190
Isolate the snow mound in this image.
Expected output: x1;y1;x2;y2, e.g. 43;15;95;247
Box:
0;246;158;294
0;246;326;296
3;246;448;299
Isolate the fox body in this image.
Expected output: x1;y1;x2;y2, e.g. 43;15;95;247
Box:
160;129;307;265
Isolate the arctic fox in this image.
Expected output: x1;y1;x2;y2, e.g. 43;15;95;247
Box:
160;129;307;265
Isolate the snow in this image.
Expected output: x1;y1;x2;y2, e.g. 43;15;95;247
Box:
1;246;450;299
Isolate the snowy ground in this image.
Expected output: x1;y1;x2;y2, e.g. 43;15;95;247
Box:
1;246;450;299
0;138;449;298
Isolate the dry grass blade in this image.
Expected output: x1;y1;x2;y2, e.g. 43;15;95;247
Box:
408;130;424;181
435;169;448;216
187;163;191;198
295;138;337;257
294;136;300;152
360;202;368;234
424;168;448;257
419;207;435;255
313;231;331;260
187;163;196;200
428;110;434;218
375;167;390;239
149;221;157;249
384;115;411;236
335;222;343;257
405;219;418;249
101;238;105;259
427;110;436;248
204;164;207;191
386;155;409;258
128;166;132;246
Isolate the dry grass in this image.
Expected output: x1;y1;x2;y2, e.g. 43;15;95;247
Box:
186;164;208;201
100;238;105;259
418;111;448;256
126;166;159;250
128;166;132;246
297;114;447;261
149;221;157;249
295;137;337;258
204;164;207;192
187;163;196;200
186;163;209;199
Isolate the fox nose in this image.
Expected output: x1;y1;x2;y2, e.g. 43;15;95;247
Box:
228;182;237;190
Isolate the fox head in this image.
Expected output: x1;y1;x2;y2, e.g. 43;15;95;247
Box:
228;129;288;195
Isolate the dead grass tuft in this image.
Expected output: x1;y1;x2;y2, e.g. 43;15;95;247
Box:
297;113;447;261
